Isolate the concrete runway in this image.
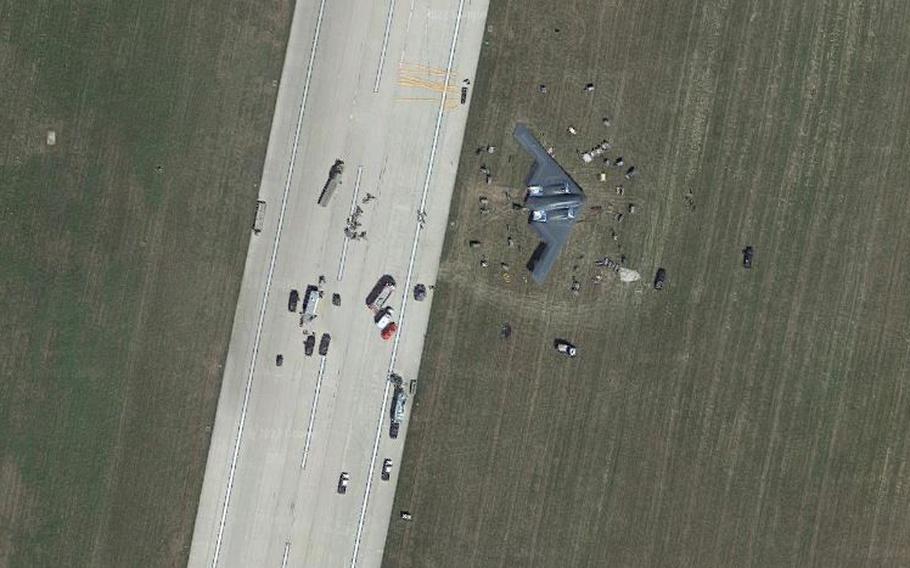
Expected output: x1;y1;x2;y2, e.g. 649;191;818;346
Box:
188;0;489;566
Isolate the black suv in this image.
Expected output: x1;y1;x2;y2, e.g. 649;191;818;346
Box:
304;334;316;356
653;268;667;290
742;246;754;269
288;289;299;312
319;333;331;356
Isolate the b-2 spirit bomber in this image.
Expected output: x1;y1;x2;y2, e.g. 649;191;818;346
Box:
513;123;586;283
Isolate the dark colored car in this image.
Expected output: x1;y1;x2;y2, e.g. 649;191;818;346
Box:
381;458;393;481
304;334;316;356
389;421;400;439
653;268;667;290
319;333;331;356
288;289;299;312
276;354;284;366
413;284;427;301
332;293;341;306
743;246;754;269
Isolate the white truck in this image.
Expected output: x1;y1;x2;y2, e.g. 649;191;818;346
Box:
253;200;266;234
366;275;396;312
389;385;407;439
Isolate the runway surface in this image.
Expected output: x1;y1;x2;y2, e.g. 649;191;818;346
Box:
187;0;489;566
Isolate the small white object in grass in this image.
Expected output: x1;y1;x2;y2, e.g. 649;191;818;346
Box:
582;152;593;163
567;126;577;135
46;130;56;146
619;268;641;283
599;172;607;182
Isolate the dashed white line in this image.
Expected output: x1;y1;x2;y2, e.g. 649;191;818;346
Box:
373;0;398;93
209;0;329;565
349;0;468;565
300;355;328;470
280;542;291;568
337;165;364;281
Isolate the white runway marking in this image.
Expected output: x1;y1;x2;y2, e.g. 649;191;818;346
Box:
373;0;397;93
337;165;364;281
210;0;329;565
349;0;468;565
280;542;291;568
300;355;328;470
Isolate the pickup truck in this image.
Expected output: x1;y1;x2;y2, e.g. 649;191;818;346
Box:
375;307;394;329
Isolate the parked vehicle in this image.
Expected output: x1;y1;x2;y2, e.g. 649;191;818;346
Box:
288;289;299;312
389;385;407;439
318;160;344;207
413;284;427;301
366;275;396;312
554;339;577;357
381;458;393;481
319;333;331;356
301;285;321;322
276;354;284;366
743;246;754;269
332;293;341;306
653;268;667;290
375;307;395;329
381;322;398;341
304;334;316;357
337;472;350;494
253;200;266;234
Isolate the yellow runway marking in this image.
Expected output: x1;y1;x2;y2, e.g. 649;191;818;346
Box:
397;62;463;112
398;62;449;77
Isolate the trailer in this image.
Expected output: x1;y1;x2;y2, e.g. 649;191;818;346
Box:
253;200;267;234
317;159;344;206
366;275;396;312
389;385;407;439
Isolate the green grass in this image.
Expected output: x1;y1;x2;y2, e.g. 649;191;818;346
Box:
0;0;292;565
383;0;910;566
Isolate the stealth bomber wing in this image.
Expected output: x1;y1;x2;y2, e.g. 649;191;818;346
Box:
513;123;586;283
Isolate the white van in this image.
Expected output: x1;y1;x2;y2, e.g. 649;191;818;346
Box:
301;285;321;322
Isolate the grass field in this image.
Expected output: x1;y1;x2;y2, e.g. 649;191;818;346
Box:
383;1;910;566
0;1;291;565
